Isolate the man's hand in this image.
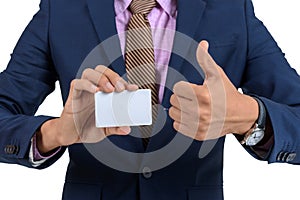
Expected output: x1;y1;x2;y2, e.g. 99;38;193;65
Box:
169;41;259;141
37;65;138;153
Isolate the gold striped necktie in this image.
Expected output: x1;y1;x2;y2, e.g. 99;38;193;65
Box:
125;0;158;147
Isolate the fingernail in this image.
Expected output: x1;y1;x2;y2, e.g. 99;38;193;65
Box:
91;85;98;93
120;126;131;134
128;84;139;90
106;82;114;90
115;81;125;91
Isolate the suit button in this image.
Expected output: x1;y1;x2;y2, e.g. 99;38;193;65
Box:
286;153;296;162
142;167;152;179
276;151;284;161
281;152;290;162
13;145;19;154
4;145;18;155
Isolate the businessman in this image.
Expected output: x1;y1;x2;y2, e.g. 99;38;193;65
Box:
1;0;300;199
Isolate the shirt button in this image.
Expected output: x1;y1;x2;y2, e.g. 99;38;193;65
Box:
142;167;152;179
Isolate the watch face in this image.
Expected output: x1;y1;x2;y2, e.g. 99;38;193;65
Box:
245;129;265;146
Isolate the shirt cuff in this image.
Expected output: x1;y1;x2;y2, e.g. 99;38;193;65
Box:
29;134;62;167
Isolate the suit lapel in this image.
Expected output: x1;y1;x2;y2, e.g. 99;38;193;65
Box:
86;0;126;76
162;0;207;108
148;0;207;150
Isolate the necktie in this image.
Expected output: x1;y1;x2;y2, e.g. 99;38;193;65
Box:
125;0;158;147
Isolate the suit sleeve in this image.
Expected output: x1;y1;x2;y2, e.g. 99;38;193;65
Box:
241;0;300;164
0;0;66;169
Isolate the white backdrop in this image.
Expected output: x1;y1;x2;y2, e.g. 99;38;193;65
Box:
0;1;299;199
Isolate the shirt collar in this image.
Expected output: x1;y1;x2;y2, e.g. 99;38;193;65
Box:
114;0;177;17
158;0;177;17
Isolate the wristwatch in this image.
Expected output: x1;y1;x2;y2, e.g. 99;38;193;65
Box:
241;97;266;146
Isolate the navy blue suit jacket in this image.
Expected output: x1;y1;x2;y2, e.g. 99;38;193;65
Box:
1;0;300;199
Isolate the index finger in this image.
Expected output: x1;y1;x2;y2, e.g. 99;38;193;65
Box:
173;81;198;101
95;65;138;92
95;65;126;92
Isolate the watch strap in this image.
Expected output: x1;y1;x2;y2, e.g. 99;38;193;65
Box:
252;97;266;129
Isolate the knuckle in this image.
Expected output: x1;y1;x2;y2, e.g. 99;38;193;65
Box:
112;76;122;84
70;79;79;89
173;81;186;92
197;127;206;137
217;66;224;74
178;98;187;107
191;84;199;91
195;89;202;98
168;107;175;118
197;87;208;97
95;65;107;71
102;70;120;84
200;111;210;123
82;68;93;78
201;92;211;104
98;75;108;87
170;95;176;105
173;122;179;130
174;81;184;87
196;133;204;141
105;68;116;76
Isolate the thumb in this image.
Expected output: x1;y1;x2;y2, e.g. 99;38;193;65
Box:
199;40;209;52
196;40;221;81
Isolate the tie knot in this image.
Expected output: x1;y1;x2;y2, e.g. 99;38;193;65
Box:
130;0;157;15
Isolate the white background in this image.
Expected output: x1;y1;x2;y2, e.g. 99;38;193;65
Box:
0;1;299;199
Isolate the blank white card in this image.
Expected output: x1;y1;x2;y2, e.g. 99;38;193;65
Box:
95;89;152;127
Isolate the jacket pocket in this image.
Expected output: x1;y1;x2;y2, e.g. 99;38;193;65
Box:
187;186;223;200
205;34;239;48
62;181;103;200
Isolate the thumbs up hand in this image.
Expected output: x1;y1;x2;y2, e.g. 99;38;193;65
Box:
169;41;259;141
